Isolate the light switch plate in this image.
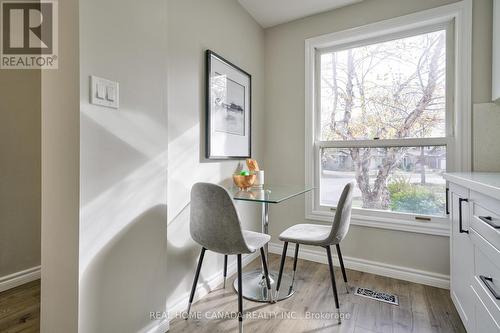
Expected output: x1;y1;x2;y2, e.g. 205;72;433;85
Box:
106;85;116;102
90;76;119;109
96;83;106;99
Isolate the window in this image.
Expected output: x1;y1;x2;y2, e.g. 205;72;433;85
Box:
319;30;448;216
320;146;446;216
305;3;472;235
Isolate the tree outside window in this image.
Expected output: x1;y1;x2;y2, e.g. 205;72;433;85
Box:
319;30;447;216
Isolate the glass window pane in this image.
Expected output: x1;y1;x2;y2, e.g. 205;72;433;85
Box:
320;146;446;216
320;30;446;141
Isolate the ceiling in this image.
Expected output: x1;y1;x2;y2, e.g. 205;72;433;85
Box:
238;0;363;28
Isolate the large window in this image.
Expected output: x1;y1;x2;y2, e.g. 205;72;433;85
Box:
318;29;448;217
305;2;473;234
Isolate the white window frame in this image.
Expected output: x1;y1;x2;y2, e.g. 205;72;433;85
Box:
305;1;472;236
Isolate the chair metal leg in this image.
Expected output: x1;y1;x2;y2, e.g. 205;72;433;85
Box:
260;247;273;303
335;244;349;293
289;243;300;294
326;246;341;324
237;254;243;333
275;242;288;299
186;247;206;319
223;254;228;288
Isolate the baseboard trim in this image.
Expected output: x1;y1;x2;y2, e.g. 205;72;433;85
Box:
167;251;259;326
0;266;41;293
268;242;450;290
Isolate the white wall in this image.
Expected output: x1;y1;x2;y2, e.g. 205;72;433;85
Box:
166;0;265;314
79;0;168;332
473;103;500;170
471;0;500;171
41;0;80;331
494;0;500;101
263;0;496;282
0;67;40;280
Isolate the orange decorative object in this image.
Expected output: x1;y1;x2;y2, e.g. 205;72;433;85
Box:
246;159;260;171
233;174;256;190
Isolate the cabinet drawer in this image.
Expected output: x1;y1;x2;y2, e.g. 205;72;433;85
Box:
472;283;500;333
470;229;500;327
471;191;500;217
471;192;500;252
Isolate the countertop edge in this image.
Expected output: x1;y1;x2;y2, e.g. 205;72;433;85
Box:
443;172;500;201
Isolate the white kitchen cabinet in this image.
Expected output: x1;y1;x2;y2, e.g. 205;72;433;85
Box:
444;172;500;333
494;0;500;101
449;183;475;331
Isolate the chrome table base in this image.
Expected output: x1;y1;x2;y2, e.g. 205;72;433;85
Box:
233;201;297;302
233;269;295;302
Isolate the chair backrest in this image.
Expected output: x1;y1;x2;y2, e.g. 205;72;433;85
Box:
190;182;252;254
326;182;355;245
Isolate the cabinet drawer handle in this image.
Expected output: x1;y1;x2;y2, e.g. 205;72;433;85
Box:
445;188;450;215
480;275;500;300
479;216;500;229
459;198;469;234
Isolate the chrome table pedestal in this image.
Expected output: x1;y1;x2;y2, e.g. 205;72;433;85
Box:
229;186;313;302
233;202;294;302
233;270;295;302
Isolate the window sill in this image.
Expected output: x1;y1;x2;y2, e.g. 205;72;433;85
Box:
305;210;450;237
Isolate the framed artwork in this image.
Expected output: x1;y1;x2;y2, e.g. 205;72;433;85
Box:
206;50;251;159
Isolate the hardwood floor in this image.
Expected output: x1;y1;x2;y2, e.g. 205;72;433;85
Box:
169;254;466;333
0;280;40;333
0;255;465;333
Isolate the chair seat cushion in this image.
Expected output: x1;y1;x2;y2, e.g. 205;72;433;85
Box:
279;224;332;246
242;230;271;252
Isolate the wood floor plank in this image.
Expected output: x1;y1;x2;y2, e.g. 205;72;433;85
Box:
392;279;413;333
0;280;40;333
422;286;466;333
170;254;465;333
0;255;466;333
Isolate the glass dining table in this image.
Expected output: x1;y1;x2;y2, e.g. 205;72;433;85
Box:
227;184;314;302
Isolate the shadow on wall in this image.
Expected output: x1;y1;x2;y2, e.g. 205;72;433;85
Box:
165;188;224;313
165;204;202;307
80;111;150;205
79;109;168;332
79;205;168;333
80;108;168;205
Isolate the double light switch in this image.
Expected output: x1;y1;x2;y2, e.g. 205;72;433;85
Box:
90;75;119;109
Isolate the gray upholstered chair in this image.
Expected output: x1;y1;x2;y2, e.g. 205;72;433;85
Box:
187;182;273;333
275;182;354;324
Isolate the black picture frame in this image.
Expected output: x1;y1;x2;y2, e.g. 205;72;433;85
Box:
205;49;252;159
